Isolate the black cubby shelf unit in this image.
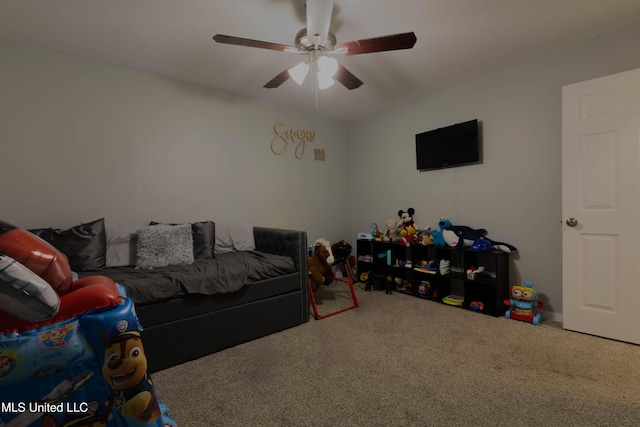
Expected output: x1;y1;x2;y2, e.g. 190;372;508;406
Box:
356;240;512;317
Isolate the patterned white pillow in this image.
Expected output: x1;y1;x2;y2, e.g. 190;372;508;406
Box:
136;223;194;269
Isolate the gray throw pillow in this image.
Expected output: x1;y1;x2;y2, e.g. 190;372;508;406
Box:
214;222;255;253
136;223;194;269
214;223;235;254
105;225;138;267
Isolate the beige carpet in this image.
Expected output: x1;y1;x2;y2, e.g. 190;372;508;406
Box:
151;285;640;427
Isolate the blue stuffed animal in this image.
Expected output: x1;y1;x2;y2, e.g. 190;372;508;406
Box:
432;217;452;247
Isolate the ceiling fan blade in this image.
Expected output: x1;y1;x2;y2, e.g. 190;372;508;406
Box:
335;32;417;56
306;0;334;43
264;68;292;89
213;34;295;52
334;64;363;90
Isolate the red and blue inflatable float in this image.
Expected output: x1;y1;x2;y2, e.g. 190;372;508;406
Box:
0;221;177;427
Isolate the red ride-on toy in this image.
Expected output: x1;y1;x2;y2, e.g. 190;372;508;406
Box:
308;240;359;320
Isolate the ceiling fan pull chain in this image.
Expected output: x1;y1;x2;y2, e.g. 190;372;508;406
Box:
312;62;319;108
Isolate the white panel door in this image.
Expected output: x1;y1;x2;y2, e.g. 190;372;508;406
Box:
562;67;640;344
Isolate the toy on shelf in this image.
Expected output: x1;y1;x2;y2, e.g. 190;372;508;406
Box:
466;266;485;280
417;281;434;298
469;301;485;311
441;224;518;253
414;260;436;274
432;217;452;247
416;228;434;245
358;254;372;263
504;280;543;325
397;208;418;246
439;259;451;275
371;223;383;240
395;278;412;293
442;294;464;307
382;219;400;242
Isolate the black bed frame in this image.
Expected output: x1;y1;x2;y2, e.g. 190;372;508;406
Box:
135;227;309;372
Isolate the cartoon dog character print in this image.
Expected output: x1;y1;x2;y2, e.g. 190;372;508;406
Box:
0;351;17;379
39;324;74;349
101;318;160;423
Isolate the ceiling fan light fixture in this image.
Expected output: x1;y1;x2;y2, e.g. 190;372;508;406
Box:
317;56;338;78
213;1;416;94
289;62;310;85
317;75;335;90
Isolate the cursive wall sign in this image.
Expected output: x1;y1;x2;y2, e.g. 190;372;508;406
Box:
271;121;316;159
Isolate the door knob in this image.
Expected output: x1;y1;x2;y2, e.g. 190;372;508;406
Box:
565;218;578;227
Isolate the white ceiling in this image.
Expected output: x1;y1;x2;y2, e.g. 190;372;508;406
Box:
3;0;640;121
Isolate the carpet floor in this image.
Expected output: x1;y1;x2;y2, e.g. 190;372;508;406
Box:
151;284;640;426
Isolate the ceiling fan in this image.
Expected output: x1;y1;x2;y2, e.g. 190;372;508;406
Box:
213;0;416;91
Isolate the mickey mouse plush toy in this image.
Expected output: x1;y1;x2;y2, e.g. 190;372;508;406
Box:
397;208;418;246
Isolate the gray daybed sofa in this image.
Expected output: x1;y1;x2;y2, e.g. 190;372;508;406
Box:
30;218;309;373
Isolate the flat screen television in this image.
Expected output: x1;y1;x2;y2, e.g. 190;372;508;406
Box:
415;119;480;170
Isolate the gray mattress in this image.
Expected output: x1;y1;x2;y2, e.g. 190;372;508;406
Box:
78;250;296;305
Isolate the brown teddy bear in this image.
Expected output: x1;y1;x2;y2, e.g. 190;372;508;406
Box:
308;242;335;291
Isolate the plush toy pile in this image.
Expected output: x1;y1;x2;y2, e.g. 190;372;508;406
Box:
386;208;433;247
367;211;517;253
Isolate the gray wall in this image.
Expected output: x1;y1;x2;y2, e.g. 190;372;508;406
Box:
0;39;350;245
3;21;640;321
348;22;640;321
